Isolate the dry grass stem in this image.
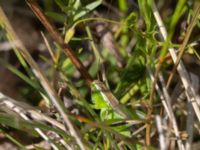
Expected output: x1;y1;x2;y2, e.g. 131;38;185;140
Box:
147;67;185;150
151;0;200;123
0;92;73;149
26;0;129;121
155;115;166;150
158;73;185;150
40;31;56;63
0;92;60;150
166;5;200;88
0;7;86;150
185;73;198;150
26;0;93;85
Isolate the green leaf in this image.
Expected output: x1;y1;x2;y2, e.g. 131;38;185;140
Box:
64;27;75;43
61;58;76;76
0;59;40;90
137;0;154;31
73;0;102;21
100;109;131;137
55;0;68;11
118;0;128;12
88;58;99;77
0;113;38;136
0;113;70;139
115;58;145;96
100;108;123;121
113;124;131;137
46;11;65;22
169;0;186;32
91;86;109;109
72;0;81;10
125;12;138;29
0;128;27;150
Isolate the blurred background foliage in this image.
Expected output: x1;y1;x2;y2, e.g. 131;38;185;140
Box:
0;0;200;149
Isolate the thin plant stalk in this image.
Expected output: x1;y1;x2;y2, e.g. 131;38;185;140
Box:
158;73;185;150
26;0;93;85
0;7;86;150
155;115;166;150
26;0;130;120
151;0;200;122
0;93;59;150
185;73;198;150
166;5;200;88
147;67;185;150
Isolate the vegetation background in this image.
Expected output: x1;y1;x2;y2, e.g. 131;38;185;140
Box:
0;0;200;149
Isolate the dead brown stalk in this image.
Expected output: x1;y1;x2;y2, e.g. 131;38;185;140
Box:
26;0;93;86
166;5;200;88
